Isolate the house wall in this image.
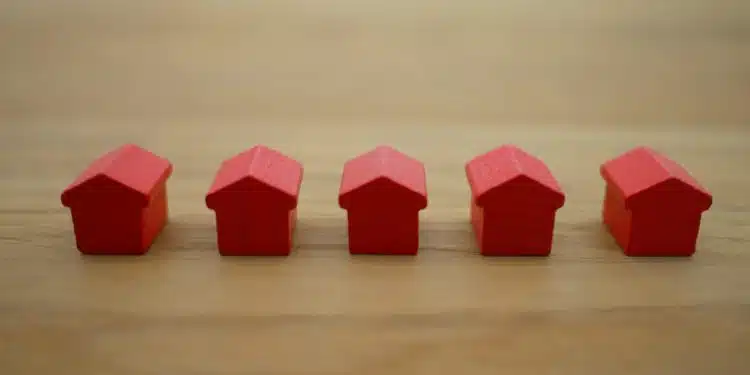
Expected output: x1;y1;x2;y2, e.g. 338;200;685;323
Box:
71;204;142;254
288;208;298;245
602;184;632;251
215;207;291;255
347;209;419;254
628;210;702;256
480;207;556;255
470;197;483;248
141;183;169;249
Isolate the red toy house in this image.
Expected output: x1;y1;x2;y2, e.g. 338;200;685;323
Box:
338;146;428;255
600;146;712;256
465;145;565;256
205;145;304;256
61;144;173;255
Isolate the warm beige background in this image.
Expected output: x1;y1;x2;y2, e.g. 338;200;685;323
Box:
1;1;749;374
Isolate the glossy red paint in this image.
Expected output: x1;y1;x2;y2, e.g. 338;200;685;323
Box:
339;146;428;255
61;144;173;255
206;145;303;256
600;146;712;256
465;145;565;256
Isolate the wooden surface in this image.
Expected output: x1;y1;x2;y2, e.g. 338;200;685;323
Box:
1;1;749;374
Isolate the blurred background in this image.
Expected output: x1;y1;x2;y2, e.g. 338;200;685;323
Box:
1;4;749;374
2;0;749;127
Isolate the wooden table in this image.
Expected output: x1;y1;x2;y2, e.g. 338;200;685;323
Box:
1;1;749;374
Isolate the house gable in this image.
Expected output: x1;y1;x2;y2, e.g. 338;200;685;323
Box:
600;147;712;212
476;173;565;209
61;174;149;208
466;145;564;209
206;176;298;210
205;145;303;211
339;175;428;211
625;177;713;212
61;144;172;208
338;146;427;211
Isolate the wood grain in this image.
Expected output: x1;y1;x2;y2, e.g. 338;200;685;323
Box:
1;1;749;374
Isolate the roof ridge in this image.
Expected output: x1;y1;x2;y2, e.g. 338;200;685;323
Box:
378;146;390;176
244;145;302;196
61;145;163;208
100;144;134;177
645;147;708;195
246;145;265;182
508;146;524;176
646;147;675;178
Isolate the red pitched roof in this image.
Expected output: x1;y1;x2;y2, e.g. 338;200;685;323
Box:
338;146;428;210
205;145;303;210
61;144;173;208
465;145;565;208
600;146;712;211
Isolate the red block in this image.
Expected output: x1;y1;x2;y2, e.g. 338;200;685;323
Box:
465;145;565;256
206;145;303;256
600;146;712;257
61;144;173;255
338;146;428;255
